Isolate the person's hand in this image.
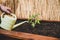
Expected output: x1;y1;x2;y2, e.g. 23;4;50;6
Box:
0;4;12;14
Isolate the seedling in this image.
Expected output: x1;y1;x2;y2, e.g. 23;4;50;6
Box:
28;13;40;27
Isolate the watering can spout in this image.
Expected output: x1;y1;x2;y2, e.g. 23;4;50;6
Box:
13;21;28;29
0;13;28;30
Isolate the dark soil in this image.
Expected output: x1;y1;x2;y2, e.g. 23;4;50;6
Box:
0;19;60;40
13;19;60;38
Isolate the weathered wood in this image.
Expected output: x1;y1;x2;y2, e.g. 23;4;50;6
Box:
15;0;60;21
0;0;60;21
0;29;59;40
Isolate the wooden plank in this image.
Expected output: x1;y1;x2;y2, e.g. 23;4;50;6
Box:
0;29;59;40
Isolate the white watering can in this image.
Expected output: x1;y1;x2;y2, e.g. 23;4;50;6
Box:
0;13;28;30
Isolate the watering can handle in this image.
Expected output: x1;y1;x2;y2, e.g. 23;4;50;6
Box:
0;13;5;26
1;12;5;21
1;12;17;21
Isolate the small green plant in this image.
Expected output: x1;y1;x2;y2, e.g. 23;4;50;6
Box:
13;13;40;29
28;14;40;27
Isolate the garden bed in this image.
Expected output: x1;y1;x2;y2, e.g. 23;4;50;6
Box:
0;19;60;40
13;19;60;38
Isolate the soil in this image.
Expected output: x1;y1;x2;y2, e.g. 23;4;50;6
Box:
0;19;60;40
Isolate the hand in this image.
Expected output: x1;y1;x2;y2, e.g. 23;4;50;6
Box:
0;4;12;14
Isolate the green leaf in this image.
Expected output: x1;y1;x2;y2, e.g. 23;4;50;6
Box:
28;13;41;28
31;22;35;28
37;20;40;24
35;20;38;24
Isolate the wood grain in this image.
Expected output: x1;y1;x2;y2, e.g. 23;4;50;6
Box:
15;0;60;21
0;0;60;21
0;29;59;40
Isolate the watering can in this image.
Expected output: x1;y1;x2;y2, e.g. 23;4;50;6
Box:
0;13;28;30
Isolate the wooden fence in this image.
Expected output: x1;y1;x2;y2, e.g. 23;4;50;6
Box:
0;0;60;21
